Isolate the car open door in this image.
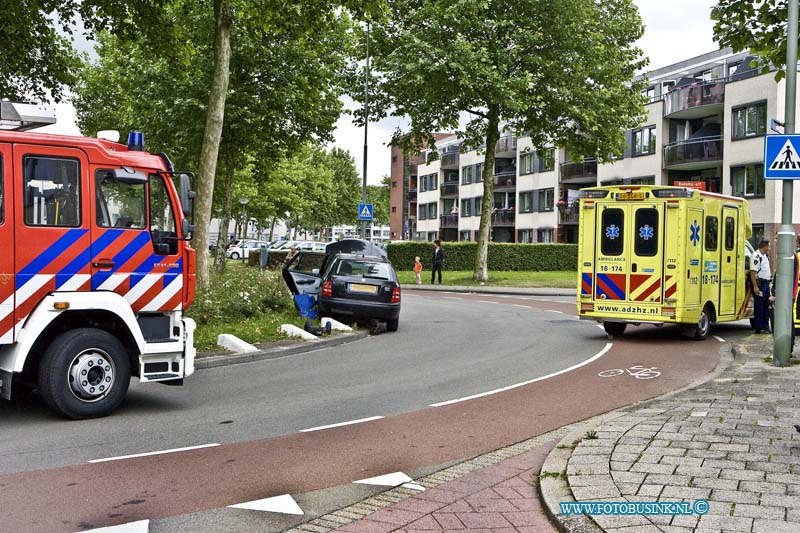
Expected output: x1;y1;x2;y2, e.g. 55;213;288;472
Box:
282;252;326;295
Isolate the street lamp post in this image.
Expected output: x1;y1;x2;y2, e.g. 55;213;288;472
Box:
239;197;250;264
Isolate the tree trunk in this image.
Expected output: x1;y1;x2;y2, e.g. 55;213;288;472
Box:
473;104;501;282
194;0;232;288
214;139;236;272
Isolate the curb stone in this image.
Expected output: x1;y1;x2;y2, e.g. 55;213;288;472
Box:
195;331;369;370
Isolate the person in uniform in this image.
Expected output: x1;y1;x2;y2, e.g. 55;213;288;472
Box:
749;239;772;333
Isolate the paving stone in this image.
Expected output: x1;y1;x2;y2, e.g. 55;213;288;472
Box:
630;462;677;475
567;463;611;475
642;474;691;486
758;493;800;507
675;465;721;478
571;485;620;500
617;482;640;496
747;461;791;473
695;514;753;531
668;440;711;450
611;471;646;484
752;518;800;533
719;469;766;481
455;511;512;529
701;459;745;470
658;486;712;501
738;480;787;494
569;454;609;465
660;456;703;467
732;503;786;520
636;484;663;497
726;452;770;462
670;514;700;528
590;514;653;530
610;452;640;463
709;489;760;504
688;450;728;460
709;443;751;452
689;477;739;491
614;444;647;454
570;475;615;487
692;434;732;444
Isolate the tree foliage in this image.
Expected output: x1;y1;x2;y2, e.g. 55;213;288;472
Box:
359;0;646;280
367;175;391;225
0;0;174;101
712;0;795;80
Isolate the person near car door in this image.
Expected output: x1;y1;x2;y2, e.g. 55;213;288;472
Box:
284;245;299;268
431;240;445;284
750;239;771;334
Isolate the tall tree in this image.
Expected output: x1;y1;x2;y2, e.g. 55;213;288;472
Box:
712;0;795;79
360;0;647;281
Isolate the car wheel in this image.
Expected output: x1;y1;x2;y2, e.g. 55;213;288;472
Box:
230;251;240;259
693;306;712;340
37;328;131;419
603;322;626;337
386;319;399;332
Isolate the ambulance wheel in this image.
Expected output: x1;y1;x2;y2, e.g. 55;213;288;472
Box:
693;307;712;340
603;322;626;337
37;328;131;420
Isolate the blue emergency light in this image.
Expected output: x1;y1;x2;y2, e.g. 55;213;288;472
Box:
127;131;144;151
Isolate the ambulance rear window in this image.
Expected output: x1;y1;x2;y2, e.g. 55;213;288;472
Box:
634;208;659;257
601;208;624;256
705;216;718;251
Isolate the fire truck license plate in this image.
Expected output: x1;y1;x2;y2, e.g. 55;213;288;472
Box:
618;192;645;200
350;283;378;294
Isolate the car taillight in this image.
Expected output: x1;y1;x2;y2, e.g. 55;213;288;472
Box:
391;286;401;303
322;280;333;297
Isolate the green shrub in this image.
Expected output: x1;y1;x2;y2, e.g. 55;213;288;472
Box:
189;267;293;325
387;241;578;271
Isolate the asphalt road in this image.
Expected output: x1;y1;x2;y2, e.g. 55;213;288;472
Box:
0;292;753;531
0;293;604;475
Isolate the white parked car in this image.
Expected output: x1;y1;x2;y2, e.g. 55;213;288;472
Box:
226;239;270;259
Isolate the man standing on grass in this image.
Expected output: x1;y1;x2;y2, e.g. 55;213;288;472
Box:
431;240;445;284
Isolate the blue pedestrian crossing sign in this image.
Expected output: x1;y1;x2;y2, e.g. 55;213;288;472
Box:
764;134;800;179
357;203;374;221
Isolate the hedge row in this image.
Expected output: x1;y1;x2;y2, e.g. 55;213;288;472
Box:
387;241;578;271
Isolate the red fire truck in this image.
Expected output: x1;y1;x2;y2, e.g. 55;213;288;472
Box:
0;102;197;419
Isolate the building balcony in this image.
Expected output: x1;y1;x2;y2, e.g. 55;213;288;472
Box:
406;189;417;201
558;207;579;225
493;172;516;189
495;136;517;155
441;152;460;168
491;210;515;226
440;182;459;196
663;136;723;170
560;159;597;183
663;79;725;119
440;214;459;228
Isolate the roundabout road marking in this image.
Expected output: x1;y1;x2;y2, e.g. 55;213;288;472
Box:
429;342;613;407
713;335;726;343
89;444;220;463
300;415;385;433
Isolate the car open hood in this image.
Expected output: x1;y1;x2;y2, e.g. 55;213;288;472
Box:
325;239;387;259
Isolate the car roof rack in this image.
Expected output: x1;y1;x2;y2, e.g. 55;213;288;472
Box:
0;101;57;131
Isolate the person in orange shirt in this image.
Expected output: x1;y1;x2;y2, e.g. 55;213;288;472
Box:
413;256;423;285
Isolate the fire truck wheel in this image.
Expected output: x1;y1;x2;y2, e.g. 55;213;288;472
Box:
603;322;626;337
693;307;712;340
37;328;131;420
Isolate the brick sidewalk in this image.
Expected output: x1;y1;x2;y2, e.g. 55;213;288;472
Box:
541;334;800;532
332;442;557;533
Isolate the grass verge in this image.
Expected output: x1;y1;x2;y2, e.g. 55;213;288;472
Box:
194;313;306;352
396;270;577;288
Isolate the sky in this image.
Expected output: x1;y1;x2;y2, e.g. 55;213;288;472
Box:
39;0;720;184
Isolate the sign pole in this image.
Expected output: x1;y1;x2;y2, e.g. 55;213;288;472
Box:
775;0;799;367
362;21;370;241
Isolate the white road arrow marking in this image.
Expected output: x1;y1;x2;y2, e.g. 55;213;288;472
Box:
354;472;414;487
80;519;149;533
229;494;304;515
402;482;426;491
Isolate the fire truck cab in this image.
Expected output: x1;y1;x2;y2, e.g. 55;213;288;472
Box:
577;185;752;339
0;103;197;419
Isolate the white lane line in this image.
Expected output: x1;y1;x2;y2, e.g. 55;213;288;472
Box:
229;494;304;515
546;309;564;314
441;296;463;300
300;415;384;433
82;520;149;533
713;335;726;343
478;300;499;304
512;304;531;309
89;444;220;463
430;342;614;407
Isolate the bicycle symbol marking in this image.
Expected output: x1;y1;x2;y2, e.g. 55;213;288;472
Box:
598;365;661;379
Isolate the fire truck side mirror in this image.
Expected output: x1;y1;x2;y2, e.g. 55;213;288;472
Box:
179;173;196;219
181;218;195;240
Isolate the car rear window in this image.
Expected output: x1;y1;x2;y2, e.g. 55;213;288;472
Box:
334;259;392;280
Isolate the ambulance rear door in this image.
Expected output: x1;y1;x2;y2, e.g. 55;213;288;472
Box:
626;203;665;305
719;206;739;317
685;209;703;308
594;203;628;302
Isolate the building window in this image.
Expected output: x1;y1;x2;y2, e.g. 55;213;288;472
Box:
630;175;656;185
633;126;656;156
460;230;471;241
731;164;765;198
518;229;533;243
419;204;427;220
23;156;81;227
520;153;534;175
732;102;767;139
521;150;554;174
391;180;397;188
537;228;554;243
519;191;534;213
428;202;437;219
662;80;675;93
705;216;718;251
474;196;483;216
536;188;554;212
461;198;472;217
727;62;740;77
642;86;655;100
391;206;397;213
462;165;472;185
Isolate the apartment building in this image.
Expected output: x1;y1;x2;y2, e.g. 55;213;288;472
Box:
388;48;800;245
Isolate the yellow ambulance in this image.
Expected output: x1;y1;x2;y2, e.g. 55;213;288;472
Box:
576;185;752;339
